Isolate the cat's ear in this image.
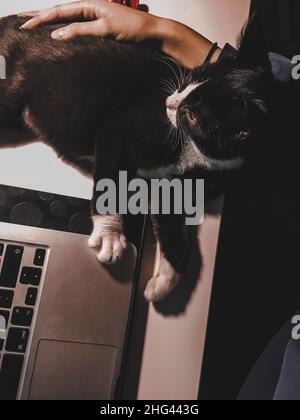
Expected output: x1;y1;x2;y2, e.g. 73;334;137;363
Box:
236;12;269;68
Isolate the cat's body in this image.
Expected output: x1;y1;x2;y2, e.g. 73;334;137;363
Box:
0;17;176;169
0;15;273;302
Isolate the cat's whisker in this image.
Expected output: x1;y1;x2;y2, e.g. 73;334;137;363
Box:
178;119;190;151
178;123;185;150
155;56;181;91
164;116;180;151
163;56;189;91
166;128;177;151
170;130;178;151
178;63;186;88
168;123;176;145
161;85;172;95
169;58;183;87
165;77;178;94
159;77;176;95
168;118;181;150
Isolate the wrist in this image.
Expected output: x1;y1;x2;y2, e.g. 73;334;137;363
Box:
151;17;181;54
152;17;221;68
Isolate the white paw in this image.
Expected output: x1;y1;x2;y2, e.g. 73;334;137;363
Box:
88;231;127;264
89;215;127;264
144;271;180;303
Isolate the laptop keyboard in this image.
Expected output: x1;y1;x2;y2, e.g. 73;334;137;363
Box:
0;241;47;400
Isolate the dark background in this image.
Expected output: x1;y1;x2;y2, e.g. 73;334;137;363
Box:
199;0;300;400
252;0;300;56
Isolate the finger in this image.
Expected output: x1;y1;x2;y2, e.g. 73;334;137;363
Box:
18;0;82;16
18;11;40;17
20;1;95;29
51;21;103;40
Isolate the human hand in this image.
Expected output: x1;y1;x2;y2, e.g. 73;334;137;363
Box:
20;0;157;42
20;0;221;68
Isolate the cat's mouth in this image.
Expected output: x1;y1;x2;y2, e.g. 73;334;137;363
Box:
166;98;194;130
166;106;178;128
166;105;197;132
166;83;202;129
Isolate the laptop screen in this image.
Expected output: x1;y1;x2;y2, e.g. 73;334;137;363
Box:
0;1;92;200
0;135;93;200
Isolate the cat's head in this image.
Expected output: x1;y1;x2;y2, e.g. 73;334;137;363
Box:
166;14;272;170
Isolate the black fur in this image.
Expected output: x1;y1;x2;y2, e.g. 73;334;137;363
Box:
177;14;273;163
0;15;273;301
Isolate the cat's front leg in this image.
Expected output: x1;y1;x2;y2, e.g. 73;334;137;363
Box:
144;214;190;302
89;136;129;265
88;214;127;264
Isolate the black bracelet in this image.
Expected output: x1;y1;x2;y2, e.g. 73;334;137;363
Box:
203;42;219;66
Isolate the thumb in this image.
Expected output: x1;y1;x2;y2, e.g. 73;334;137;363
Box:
51;21;102;40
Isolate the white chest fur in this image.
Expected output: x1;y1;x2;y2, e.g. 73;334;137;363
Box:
138;142;244;180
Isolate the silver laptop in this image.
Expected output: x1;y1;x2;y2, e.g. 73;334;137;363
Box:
0;184;144;400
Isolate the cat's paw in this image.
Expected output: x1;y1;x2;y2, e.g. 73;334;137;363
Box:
144;270;180;303
89;231;127;264
88;215;127;264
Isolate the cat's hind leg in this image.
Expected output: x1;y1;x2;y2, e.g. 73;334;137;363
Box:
144;214;190;302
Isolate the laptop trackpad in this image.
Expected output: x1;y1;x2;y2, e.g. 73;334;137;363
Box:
29;340;117;400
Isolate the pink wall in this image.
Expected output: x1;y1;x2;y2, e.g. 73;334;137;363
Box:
147;0;251;46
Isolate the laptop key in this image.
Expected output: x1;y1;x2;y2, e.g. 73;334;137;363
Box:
33;248;46;267
0;289;14;309
11;307;34;327
0;245;23;288
6;328;29;353
20;267;42;286
25;288;38;306
0;310;9;351
0;310;10;349
0;354;24;400
0;309;10;325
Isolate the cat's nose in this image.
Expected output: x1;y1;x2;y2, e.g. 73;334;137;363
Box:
166;96;180;111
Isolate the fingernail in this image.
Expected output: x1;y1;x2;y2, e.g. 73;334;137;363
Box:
51;29;64;39
20;22;29;29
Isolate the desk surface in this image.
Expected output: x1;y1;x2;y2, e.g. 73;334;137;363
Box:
0;0;250;400
0;132;224;401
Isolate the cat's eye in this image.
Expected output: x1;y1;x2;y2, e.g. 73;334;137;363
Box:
235;131;249;142
186;109;198;126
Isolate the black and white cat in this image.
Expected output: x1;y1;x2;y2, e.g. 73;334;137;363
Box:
0;15;273;302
